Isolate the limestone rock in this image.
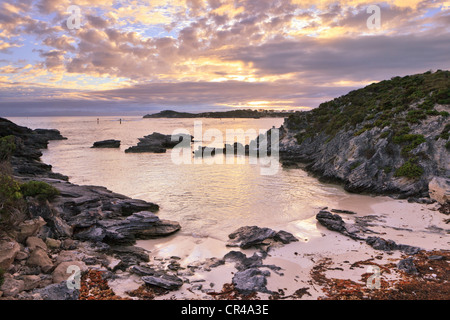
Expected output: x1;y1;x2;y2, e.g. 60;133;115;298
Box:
429;176;450;204
52;261;87;284
0;238;20;270
27;247;53;273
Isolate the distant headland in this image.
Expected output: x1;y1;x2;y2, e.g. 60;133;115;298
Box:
143;109;296;119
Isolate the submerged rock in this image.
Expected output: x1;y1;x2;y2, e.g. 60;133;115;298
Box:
91;140;121;148
74;211;180;244
125;132;191;153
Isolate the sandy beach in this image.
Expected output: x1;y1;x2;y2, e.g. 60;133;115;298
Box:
104;197;449;300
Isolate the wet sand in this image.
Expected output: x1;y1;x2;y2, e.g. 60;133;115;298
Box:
108;197;449;300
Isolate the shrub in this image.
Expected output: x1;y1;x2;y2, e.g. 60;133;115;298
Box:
0;174;23;207
440;111;449;117
20;181;59;201
0;172;26;228
350;161;362;170
446;141;450;150
394;161;424;179
0;136;16;161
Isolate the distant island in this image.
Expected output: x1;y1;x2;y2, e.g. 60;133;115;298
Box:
143;109;296;119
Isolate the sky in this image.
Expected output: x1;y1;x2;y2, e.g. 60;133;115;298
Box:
0;0;449;116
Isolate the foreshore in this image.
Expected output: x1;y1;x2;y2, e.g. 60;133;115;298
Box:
0;117;448;300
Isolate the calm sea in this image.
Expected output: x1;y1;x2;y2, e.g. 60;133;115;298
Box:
8;116;386;241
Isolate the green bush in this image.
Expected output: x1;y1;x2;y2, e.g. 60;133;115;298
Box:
20;181;59;201
394;161;424;179
0;174;23;208
0;136;16;161
446;140;450;150
350;161;362;170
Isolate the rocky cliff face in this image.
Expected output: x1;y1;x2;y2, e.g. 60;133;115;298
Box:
279;71;450;198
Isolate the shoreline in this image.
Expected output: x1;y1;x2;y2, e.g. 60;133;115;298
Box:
0;117;448;300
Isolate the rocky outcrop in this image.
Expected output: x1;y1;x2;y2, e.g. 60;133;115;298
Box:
232;268;271;294
316;210;421;254
91;140;120;148
0;117;182;299
73;211;180;244
0;238;20;271
226;226;298;249
278;72;450;198
125;132;191;153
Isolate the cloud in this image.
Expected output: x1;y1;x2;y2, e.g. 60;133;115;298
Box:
0;0;449;115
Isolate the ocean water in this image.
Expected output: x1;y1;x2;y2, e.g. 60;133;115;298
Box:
8;116;386;241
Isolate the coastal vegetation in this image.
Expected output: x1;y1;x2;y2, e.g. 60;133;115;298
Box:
285;70;449;191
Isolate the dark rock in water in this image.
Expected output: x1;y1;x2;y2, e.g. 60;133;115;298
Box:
223;251;281;272
73;211;181;244
142;273;183;290
35;282;79;300
331;209;357;215
92;140;120;148
107;246;149;270
227;226;298;249
125;132;191;153
232;268;271;294
273;230;299;244
397;257;418;275
316;211;346;233
365;236;421;255
33;129;67;141
227;226;276;249
130;265;159;277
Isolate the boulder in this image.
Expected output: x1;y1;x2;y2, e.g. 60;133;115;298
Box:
16;217;46;242
429;176;450;204
365;237;421;255
20;275;42;291
0;276;25;297
34;282;79;300
107;246;149;270
397;257;418;275
45;238;61;249
26;237;48;251
227;226;276;249
27;247;53;273
125;132;189;154
232;268;271;294
142;273;183;290
74;211;180;244
52;261;87;284
0;238;20;270
273;230;299;244
227;226;298;249
91;140;121;148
